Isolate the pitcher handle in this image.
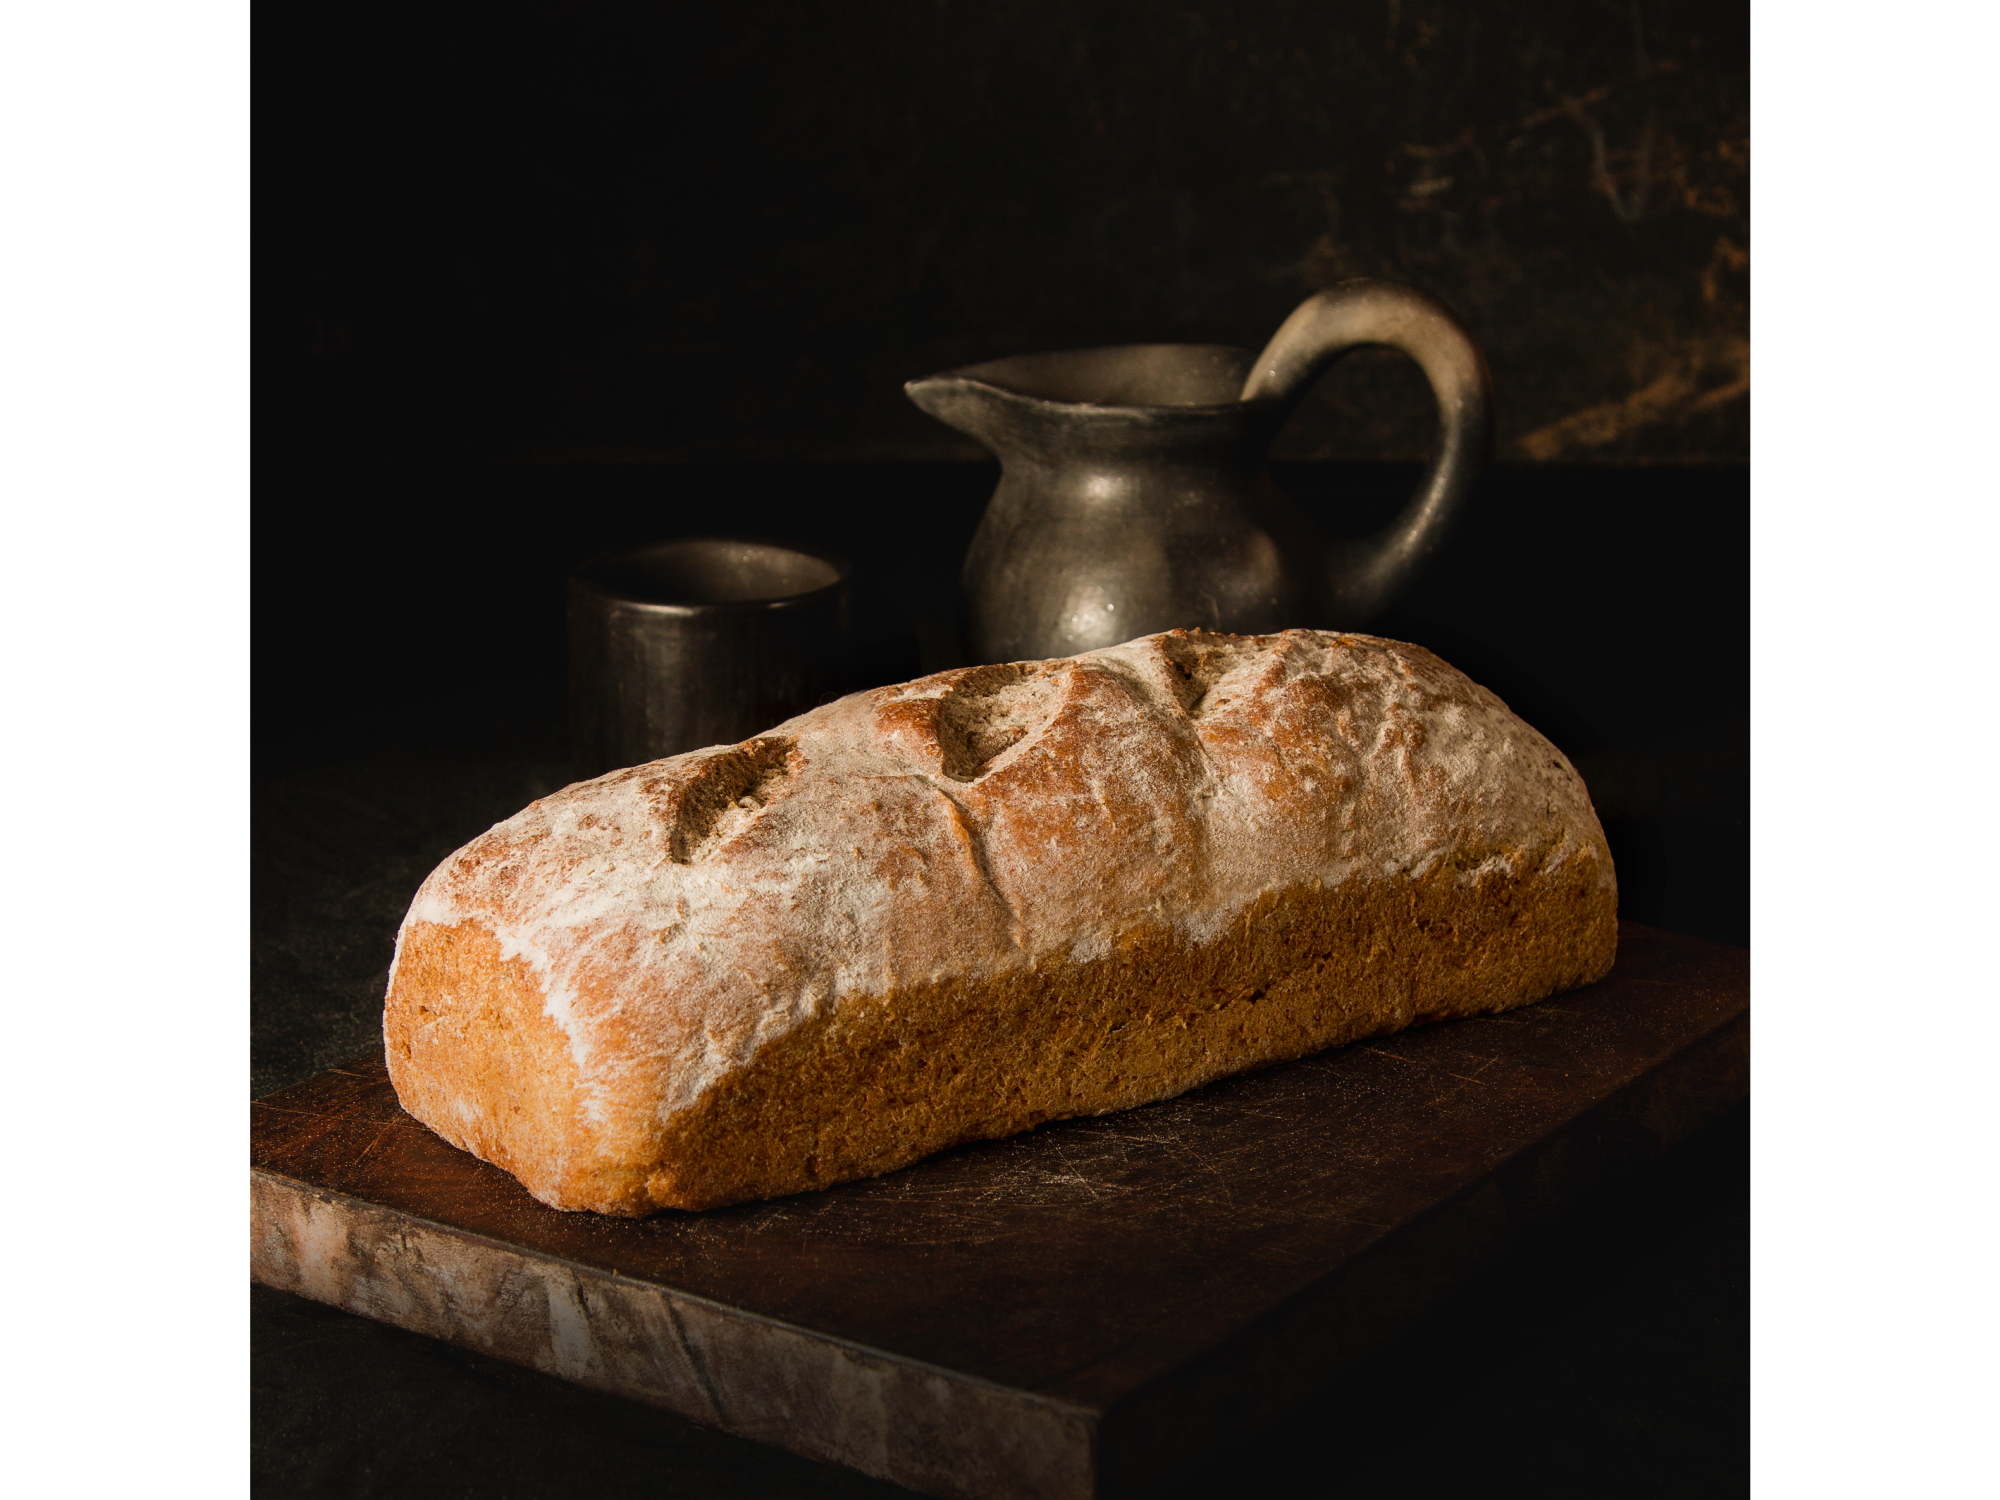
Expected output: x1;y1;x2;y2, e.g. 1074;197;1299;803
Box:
1241;280;1493;626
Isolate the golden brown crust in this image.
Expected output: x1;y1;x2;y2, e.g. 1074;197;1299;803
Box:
383;630;1618;1215
644;861;1615;1210
385;923;661;1213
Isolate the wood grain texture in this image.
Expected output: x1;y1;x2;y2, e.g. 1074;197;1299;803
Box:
252;920;1747;1500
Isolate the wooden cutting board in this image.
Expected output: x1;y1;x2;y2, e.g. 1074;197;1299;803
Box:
251;920;1747;1500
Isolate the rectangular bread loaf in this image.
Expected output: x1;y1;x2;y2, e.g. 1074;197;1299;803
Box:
384;629;1617;1214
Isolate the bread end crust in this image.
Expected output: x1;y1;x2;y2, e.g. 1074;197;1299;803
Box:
385;921;660;1215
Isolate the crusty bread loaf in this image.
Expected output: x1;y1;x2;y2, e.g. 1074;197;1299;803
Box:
384;629;1616;1214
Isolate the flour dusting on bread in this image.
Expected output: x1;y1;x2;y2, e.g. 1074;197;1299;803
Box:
386;629;1616;1214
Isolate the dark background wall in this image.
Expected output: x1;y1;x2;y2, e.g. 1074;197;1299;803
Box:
258;0;1747;947
269;0;1747;467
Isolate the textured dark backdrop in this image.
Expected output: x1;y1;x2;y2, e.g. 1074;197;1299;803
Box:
271;0;1747;467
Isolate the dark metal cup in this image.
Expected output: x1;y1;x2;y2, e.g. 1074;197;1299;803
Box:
568;537;851;778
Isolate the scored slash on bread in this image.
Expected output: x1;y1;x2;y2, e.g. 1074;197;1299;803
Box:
385;629;1617;1215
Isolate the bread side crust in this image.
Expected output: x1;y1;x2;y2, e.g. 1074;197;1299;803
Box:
648;853;1614;1211
390;845;1613;1214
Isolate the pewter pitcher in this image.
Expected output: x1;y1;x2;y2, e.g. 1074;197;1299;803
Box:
906;279;1492;664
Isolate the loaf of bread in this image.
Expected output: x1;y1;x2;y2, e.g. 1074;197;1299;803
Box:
384;629;1616;1214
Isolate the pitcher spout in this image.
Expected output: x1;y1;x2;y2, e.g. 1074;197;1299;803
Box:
906;344;1271;469
903;373;1014;453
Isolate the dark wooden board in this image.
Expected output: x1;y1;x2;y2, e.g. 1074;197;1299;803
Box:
251;920;1747;1500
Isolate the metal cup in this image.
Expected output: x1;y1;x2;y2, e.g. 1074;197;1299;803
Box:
567;537;852;777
